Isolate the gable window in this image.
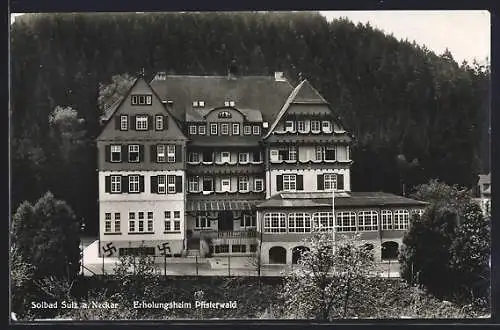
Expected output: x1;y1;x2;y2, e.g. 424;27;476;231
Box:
128;145;140;162
336;211;356;232
221;152;231;163
313;212;334;231
221;178;231;192
188;176;200;192
297;120;305;132
232;123;240;135
189;125;197;135
264;213;286;233
120;115;128;130
285;120;295;132
288;213;311;233
381;210;393;230
110;145;121;162
136;115;148;130
210;123;218;135
311;120;321;133
252;125;260;135
254;178;264;192
167;145;176;162
158;175;166;194
157;145;166;162
221;123;229;135
243;125;251;135
358;211;378;231
131;94;152;105
198;125;206;135
188;152;200;163
394;210;410;230
283;174;296;191
110;175;122;193
219;110;232;118
238;153;249;164
167;175;176;194
155;115;164;130
238;176;249;192
129;175;140;193
324;173;337;191
322;121;332;133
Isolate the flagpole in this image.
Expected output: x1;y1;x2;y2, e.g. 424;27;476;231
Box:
332;186;336;254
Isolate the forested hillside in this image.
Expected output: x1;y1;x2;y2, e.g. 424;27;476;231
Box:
10;12;490;234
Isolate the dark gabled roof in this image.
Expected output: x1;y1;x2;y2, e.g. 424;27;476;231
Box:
149;75;294;123
292;79;328;104
257;191;428;208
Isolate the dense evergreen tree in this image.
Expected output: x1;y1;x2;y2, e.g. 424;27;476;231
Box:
10;12;490;234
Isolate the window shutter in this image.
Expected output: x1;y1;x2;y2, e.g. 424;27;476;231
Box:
337;174;344;190
139;175;145;192
317;174;324;190
175;176;183;193
175;145;182;162
122;145;128;163
150;145;157;163
253;151;260;162
276;175;283;191
115;116;120;130
151;176;158;194
131;115;136;130
139;144;145;162
297;175;304;191
122;176;129;193
164;115;168;130
105;176;111;193
105;145;110;162
148;115;153;130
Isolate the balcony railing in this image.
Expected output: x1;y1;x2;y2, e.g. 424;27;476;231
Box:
217;229;257;238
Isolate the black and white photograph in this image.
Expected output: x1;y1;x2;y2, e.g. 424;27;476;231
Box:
9;10;491;321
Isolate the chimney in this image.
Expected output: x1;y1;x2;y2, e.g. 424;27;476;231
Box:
274;72;285;82
227;59;238;80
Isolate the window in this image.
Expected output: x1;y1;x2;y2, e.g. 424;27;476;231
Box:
232;245;247;253
254;178;264;192
239;176;249;192
202;151;213;162
381;210;393;230
167;145;176;162
324;173;337;191
120;115;128;130
221;123;229;135
136;115;148;130
111;145;121;162
189;125;197;135
164;211;171;219
289;146;297;161
114;213;121;232
288;213;312;233
221;152;230;163
243;125;251;135
158;175;166;194
270;149;279;162
105;213;112;233
155;115;164;130
297;120;305;132
240;214;256;228
174;211;180;219
250;244;257;252
285;121;295;132
283;174;296;191
129;212;136;232
174;221;180;231
224;101;230;107
138;212;144;232
203;177;213;192
336;212;356;232
238;153;249;163
264;213;286;233
322;121;332;133
278;146;297;161
311;120;321;132
111;175;122;193
252;125;260;135
198;125;206;135
210;123;218;135
199;101;205;107
128;145;140;162
394;210;410;230
147;212;154;232
188;152;200;163
196;214;210;229
129;175;140;193
232;123;240;135
221;178;231;192
215;245;230;253
164;220;171;232
167;175;176;193
313;212;334;230
316;146;336;161
358;211;379;231
157;145;166;163
131;94;152;105
229;101;235;107
129;212;135;220
188;176;200;192
193;101;199;107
